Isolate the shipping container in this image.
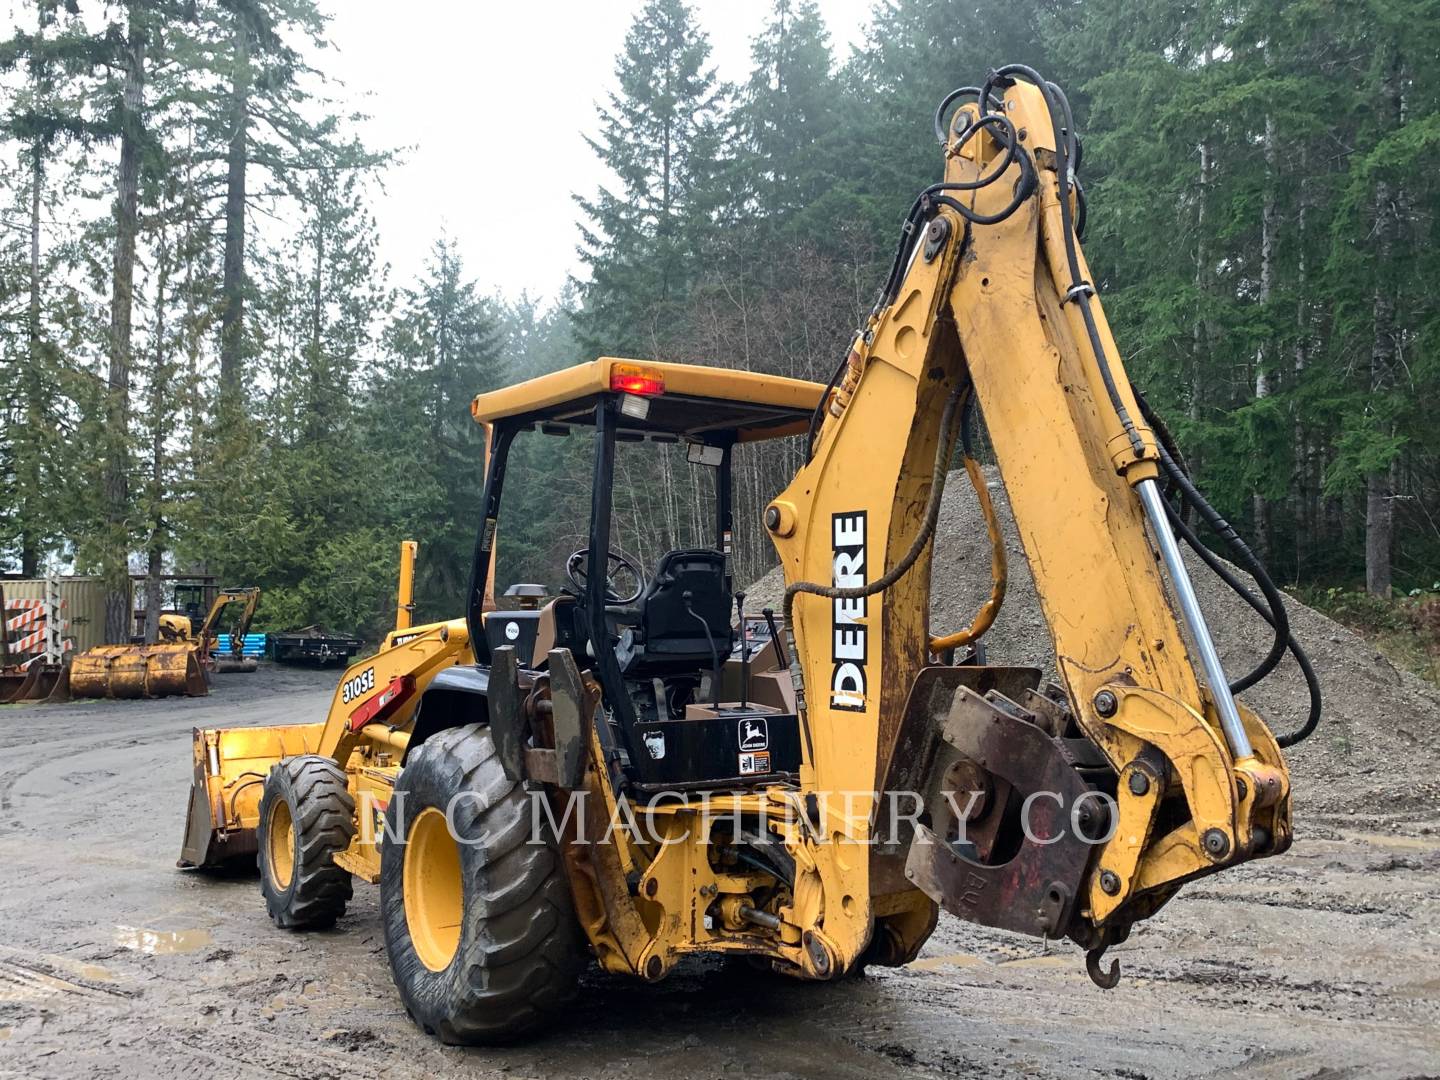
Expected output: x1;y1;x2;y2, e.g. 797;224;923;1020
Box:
1;577;120;654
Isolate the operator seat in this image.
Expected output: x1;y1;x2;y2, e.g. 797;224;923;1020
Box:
615;549;734;678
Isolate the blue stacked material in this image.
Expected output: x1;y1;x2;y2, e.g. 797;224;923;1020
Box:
226;633;267;658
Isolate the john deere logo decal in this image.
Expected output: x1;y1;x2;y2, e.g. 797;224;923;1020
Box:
739;717;768;752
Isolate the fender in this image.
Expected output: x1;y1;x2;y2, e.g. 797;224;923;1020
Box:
407;665;490;762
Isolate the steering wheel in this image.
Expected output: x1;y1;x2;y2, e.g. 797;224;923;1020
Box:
565;548;646;605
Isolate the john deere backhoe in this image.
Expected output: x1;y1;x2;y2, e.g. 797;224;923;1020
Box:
179;67;1320;1044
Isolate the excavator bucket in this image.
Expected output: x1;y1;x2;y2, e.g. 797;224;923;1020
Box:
0;661;71;704
178;721;327;869
70;642;209;699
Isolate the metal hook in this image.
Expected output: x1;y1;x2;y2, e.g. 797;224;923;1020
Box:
1085;945;1121;989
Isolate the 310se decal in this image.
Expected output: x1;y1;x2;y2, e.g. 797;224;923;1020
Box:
342;666;376;704
831;510;867;710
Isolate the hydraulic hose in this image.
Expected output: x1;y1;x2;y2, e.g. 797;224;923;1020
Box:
1153;441;1290;694
1136;388;1195;524
806;100;1038;467
929;391;1007;653
873;110;1036;314
977;64;1147;461
805;349;851;462
803;66;1321;751
1164;501;1322;748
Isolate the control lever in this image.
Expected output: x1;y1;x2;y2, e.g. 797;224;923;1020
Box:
682;590;722;707
763;607;787;667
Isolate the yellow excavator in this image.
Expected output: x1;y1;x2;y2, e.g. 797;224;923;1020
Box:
179;67;1320;1044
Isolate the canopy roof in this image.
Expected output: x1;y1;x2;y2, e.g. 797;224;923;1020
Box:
469;357;826;443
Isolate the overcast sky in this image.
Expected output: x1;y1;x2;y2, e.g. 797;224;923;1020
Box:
324;0;874;303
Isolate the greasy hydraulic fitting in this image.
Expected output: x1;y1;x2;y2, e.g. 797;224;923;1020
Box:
828;340;866;418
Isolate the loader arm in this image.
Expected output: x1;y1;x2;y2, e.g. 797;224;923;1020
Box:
768;73;1292;965
178;617;472;869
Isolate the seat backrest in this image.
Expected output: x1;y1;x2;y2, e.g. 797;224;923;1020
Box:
624;549;733;672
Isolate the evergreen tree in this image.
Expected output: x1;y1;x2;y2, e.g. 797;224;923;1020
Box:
733;0;841;228
489;291;591;591
368;237;502;621
0;1;99;575
180;168;390;632
185;0;385;431
840;0;1057;243
575;0;726;354
97;1;156;641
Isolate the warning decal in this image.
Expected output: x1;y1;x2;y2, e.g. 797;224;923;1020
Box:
738;751;771;776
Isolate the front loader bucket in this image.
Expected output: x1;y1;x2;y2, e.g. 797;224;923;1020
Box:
71;643;209;699
178;721;327;869
0;668;31;704
0;662;67;704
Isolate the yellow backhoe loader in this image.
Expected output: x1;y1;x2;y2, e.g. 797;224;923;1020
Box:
73;586;261;699
179;67;1320;1044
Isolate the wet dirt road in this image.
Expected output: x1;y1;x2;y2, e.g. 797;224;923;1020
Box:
1;667;1437;1079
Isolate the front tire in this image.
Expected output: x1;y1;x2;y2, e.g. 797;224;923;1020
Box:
257;755;355;929
380;724;586;1044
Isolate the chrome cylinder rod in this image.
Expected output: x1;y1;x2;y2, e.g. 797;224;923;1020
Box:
1135;477;1254;760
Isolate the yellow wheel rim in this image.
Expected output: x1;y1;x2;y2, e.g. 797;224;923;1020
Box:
266;797;295;891
403;807;463;972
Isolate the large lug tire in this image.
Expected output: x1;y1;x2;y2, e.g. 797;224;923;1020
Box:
380;724;587;1045
257;755;356;929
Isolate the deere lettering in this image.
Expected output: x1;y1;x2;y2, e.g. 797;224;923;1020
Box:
831;511;867;710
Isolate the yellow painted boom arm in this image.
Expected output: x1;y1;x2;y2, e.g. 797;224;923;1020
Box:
766;76;1291;953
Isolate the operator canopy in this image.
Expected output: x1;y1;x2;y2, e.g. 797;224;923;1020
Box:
469;357;825;443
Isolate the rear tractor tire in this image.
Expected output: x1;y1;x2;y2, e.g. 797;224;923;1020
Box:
380;724;587;1045
257;755;356;929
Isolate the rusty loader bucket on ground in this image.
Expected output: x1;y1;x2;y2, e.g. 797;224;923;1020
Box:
69;642;209;699
0;660;71;704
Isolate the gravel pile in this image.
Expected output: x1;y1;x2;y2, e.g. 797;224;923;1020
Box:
746;467;1440;821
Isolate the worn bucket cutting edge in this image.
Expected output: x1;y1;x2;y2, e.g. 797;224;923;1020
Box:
70;643;209;699
178;721;327;869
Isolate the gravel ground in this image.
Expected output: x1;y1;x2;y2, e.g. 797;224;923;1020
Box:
2;498;1439;1080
